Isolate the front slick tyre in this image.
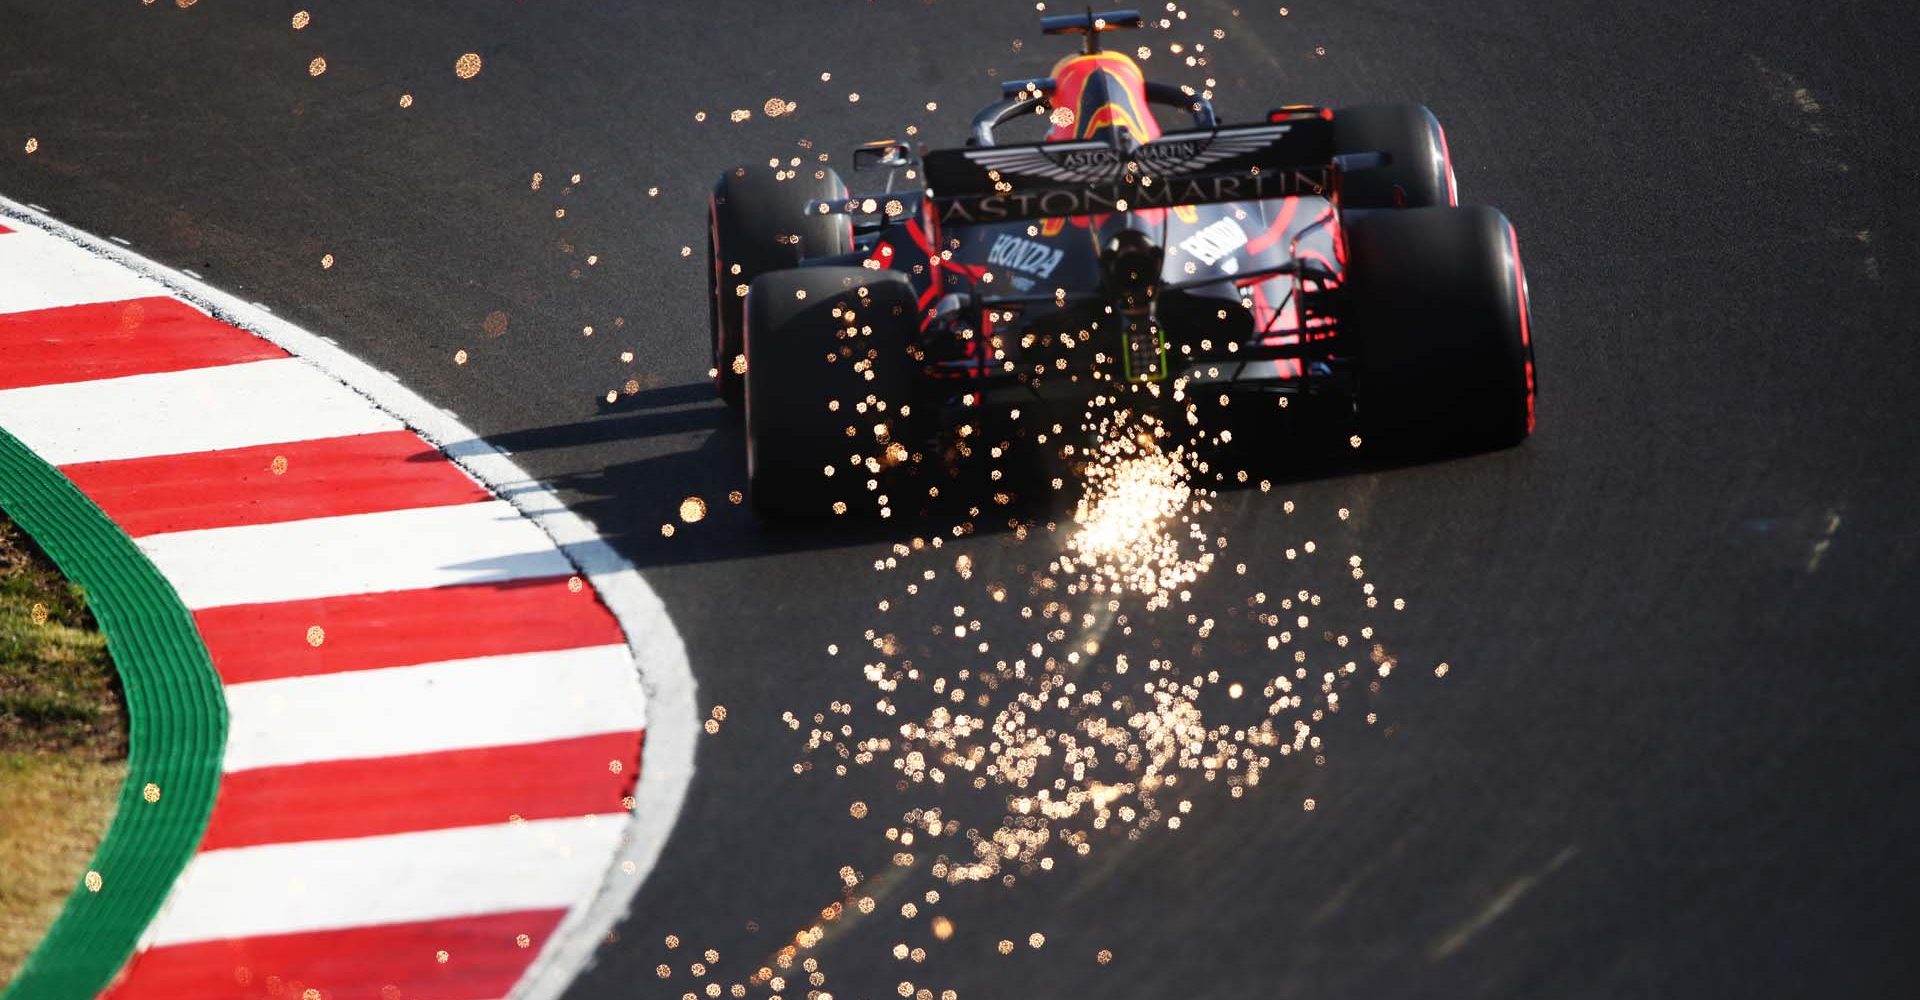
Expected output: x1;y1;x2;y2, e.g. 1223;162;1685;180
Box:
710;165;852;408
1344;205;1536;452
744;266;919;520
1332;103;1456;209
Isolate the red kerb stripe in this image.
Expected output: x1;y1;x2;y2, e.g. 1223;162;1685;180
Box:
99;909;565;1000
0;296;286;389
61;430;492;537
201;730;644;850
192;576;626;684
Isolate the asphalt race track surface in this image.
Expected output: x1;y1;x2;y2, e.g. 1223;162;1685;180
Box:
4;2;1917;996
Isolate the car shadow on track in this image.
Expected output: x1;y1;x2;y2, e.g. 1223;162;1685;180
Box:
449;380;1533;569
445;381;912;568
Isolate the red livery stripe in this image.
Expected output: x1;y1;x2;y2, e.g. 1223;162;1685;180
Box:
1244;197;1303;257
201;730;643;850
0;296;286;390
99;909;565;1000
0;222;13;234
192;576;627;684
61;431;492;537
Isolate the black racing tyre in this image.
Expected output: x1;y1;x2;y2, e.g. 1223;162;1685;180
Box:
709;165;852;408
744;266;920;519
1343;205;1535;451
1332;104;1456;209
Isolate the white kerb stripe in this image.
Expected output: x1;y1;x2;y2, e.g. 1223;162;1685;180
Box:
0;358;399;465
136;500;574;608
2;197;700;1000
221;644;645;771
144;815;624;948
0;224;169;313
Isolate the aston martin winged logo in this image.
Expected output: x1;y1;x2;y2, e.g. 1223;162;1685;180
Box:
961;124;1295;184
926;120;1329;222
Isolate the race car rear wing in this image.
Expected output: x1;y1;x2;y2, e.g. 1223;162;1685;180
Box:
922;113;1337;225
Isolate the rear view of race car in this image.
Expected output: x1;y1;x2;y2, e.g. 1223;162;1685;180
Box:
707;8;1536;518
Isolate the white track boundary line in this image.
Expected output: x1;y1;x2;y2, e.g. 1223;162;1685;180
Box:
0;194;697;999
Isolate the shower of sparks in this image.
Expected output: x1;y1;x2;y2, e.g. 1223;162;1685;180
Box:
589;9;1449;997
734;363;1429;996
1061;407;1213;610
455;52;484;79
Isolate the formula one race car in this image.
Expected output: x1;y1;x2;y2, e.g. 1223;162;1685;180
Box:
709;8;1535;517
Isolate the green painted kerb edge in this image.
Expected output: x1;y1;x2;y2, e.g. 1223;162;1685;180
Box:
0;427;226;999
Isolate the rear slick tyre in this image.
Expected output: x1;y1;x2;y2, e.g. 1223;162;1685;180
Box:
744;266;919;519
1343;205;1535;452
